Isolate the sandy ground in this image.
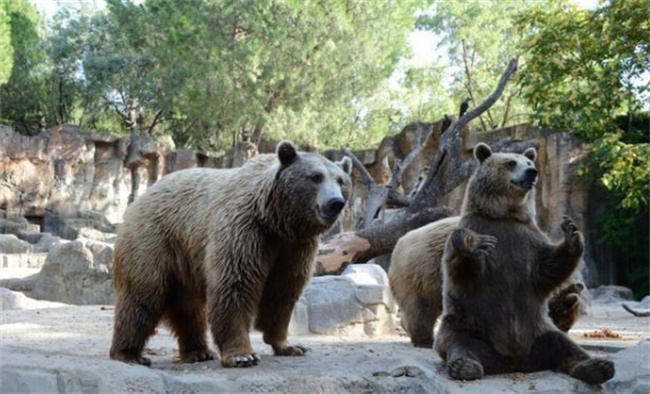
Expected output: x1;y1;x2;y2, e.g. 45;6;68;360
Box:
1;301;649;394
0;268;40;280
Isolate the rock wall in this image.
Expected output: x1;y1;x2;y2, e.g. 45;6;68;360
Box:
0;125;218;225
2;123;604;283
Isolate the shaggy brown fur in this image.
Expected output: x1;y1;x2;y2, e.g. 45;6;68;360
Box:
109;141;352;368
434;143;615;384
389;217;585;348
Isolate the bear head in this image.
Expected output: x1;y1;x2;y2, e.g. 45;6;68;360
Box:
273;141;353;234
461;142;538;222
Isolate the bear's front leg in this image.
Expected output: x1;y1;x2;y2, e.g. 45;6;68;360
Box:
548;283;585;332
255;243;315;357
535;216;584;296
443;228;496;286
206;239;268;368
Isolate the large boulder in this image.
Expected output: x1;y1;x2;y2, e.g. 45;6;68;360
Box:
0;234;32;254
30;240;114;305
590;285;635;304
302;264;397;335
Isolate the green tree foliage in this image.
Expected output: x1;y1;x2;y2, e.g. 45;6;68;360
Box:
417;0;550;130
103;0;422;150
0;3;13;85
0;0;49;133
518;0;650;296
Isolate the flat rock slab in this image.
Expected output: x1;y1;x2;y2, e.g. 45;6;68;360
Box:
2;306;649;393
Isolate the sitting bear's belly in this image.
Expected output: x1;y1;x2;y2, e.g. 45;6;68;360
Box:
478;249;544;357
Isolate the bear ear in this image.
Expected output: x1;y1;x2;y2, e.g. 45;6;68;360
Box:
473;143;492;163
338;157;352;175
523;147;537;162
276;140;298;166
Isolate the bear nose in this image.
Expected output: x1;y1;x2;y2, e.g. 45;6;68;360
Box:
525;168;538;180
325;197;346;216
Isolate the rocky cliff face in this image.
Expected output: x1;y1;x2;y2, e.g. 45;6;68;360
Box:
1;123;600;283
0;125;210;225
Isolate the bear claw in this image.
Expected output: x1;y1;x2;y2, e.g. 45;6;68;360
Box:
274;345;309;356
448;357;484;381
111;353;152;367
180;348;215;363
221;353;260;368
475;234;497;255
561;216;583;254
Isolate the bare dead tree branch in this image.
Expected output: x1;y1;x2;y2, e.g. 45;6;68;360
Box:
622;304;650;317
450;58;518;138
315;58;521;275
386;122;429;191
342;148;375;187
147;109;164;135
407;58;519;213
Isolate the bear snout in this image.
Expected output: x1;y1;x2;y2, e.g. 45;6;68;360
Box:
510;168;538;190
321;197;346;218
525;168;538;182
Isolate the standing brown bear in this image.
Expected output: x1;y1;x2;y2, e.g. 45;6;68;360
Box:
109;141;352;368
435;143;615;384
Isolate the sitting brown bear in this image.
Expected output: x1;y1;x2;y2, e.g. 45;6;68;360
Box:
434;143;614;384
389;217;585;348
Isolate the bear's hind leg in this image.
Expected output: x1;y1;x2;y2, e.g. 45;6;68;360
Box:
436;331;509;380
110;295;163;366
404;296;438;348
523;331;615;384
164;290;214;364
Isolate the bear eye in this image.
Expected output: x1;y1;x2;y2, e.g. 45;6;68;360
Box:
337;177;344;186
310;173;324;183
506;160;517;170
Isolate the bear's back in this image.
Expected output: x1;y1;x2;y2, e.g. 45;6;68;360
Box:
118;161;276;263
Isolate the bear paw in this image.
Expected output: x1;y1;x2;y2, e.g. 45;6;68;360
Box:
571;358;615;384
180;348;215;363
448;356;484;380
110;352;152;367
450;229;497;259
561;216;584;255
411;338;434;348
221;353;261;368
274;344;309;356
472;234;498;258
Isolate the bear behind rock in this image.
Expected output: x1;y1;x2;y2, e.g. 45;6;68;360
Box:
109;141;352;368
435;143;614;384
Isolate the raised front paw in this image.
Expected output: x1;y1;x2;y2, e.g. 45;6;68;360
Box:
221;352;261;368
450;228;497;259
471;234;498;258
561;216;584;255
273;344;309;356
